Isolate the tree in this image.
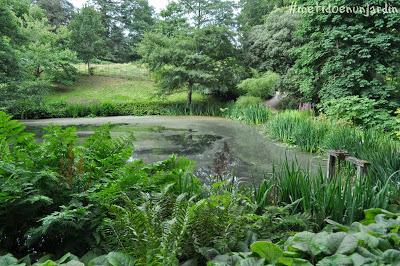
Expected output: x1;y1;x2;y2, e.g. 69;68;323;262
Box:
178;0;237;29
139;26;244;106
89;0;154;61
69;6;106;74
0;1;22;83
120;0;154;47
34;0;75;27
245;7;303;75
238;0;291;32
19;5;77;84
292;0;400;109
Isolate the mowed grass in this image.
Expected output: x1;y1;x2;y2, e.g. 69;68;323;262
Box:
47;63;205;104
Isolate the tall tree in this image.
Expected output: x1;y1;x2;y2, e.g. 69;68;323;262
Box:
0;0;22;83
34;0;75;27
245;7;303;75
139;26;244;106
178;0;237;29
69;6;106;74
292;0;400;109
19;5;77;84
90;0;154;61
238;0;291;32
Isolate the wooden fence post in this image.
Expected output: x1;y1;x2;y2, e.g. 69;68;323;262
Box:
327;150;349;178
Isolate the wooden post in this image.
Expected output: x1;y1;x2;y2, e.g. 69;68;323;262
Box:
327;151;337;178
345;157;370;178
327;150;349;178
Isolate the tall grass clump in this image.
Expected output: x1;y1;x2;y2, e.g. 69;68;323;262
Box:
270;161;394;227
267;111;328;152
224;103;271;125
267;110;400;181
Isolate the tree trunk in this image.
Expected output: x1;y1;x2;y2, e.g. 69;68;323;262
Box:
187;84;193;108
87;61;92;75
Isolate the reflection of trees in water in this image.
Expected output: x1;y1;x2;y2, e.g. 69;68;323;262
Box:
165;131;222;155
196;141;238;184
212;142;233;179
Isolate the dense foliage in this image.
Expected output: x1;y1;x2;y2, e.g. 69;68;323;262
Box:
210;209;400;266
292;0;400;110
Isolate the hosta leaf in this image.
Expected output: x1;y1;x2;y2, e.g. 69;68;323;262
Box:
237;258;265;266
106;252;135;266
350;253;370;266
335;235;358;255
353;232;380;249
56;253;80;263
0;254;21;266
278;257;312;266
286;232;321;256
316;254;352;266
35;261;57;266
62;261;85;266
88;255;111;266
382;249;400;265
250;241;283;263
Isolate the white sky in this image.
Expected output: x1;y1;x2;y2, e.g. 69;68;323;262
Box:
69;0;170;12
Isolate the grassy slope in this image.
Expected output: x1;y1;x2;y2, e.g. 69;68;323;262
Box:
46;63;204;104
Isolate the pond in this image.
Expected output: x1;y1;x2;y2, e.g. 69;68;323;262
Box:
23;116;324;182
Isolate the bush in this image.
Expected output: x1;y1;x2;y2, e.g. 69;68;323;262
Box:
319;96;397;133
234;96;263;107
237;71;280;99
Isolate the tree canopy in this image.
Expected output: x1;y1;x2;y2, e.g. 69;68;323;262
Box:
69;6;105;73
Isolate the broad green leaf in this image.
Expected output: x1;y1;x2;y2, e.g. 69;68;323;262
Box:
350;253;370;266
278;257;312;266
88;255;111;266
316;254;352;266
353;232;380;249
335;235;358;255
106;252;135;266
35;261;58;266
237;258;265;266
0;254;21;266
250;241;283;263
62;261;85;266
382;249;400;265
286;232;321;256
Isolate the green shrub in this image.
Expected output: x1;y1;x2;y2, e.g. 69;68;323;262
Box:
319;96;397;133
5;100;226;119
235;96;263;107
237;71;280;99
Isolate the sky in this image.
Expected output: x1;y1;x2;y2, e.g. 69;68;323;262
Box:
69;0;170;12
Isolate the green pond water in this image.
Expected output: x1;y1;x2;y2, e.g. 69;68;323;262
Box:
23;116;324;182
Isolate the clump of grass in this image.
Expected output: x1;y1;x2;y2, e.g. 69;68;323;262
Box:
266;110;328;152
266;110;400;182
224;104;271;125
269;161;393;227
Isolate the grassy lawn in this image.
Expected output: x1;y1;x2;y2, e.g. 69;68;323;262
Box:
47;63;205;104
